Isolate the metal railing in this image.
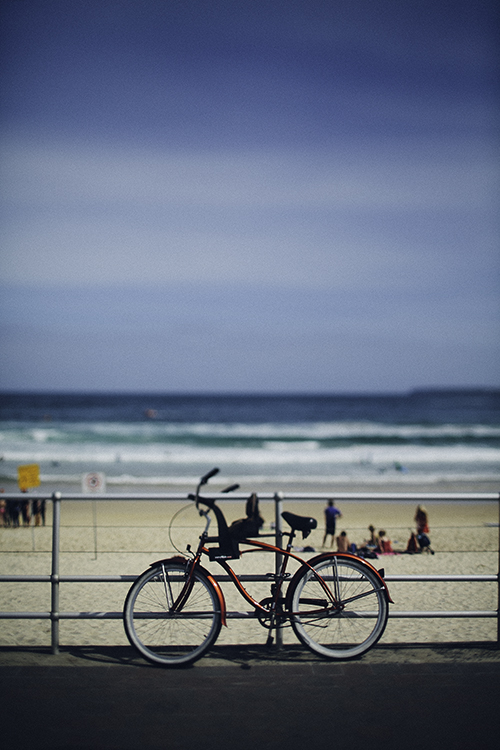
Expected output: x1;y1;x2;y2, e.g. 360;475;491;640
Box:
0;490;498;654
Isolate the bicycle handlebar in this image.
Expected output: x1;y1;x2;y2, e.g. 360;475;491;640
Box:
221;483;240;494
191;467;221;509
189;470;239;538
200;467;219;485
190;468;239;510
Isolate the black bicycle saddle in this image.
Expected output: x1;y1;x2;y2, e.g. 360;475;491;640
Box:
281;512;317;538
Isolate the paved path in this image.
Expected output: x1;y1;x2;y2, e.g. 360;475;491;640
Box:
1;644;499;750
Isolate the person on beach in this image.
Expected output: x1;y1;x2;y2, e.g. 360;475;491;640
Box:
415;505;429;534
405;531;419;553
322;499;342;547
356;525;379;558
366;524;378;547
377;530;394;554
21;499;31;526
32;499;42;527
336;530;350;552
7;500;20;527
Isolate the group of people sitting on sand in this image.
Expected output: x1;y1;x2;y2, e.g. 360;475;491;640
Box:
322;501;434;557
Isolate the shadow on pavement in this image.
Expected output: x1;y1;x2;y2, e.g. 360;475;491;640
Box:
1;642;499;749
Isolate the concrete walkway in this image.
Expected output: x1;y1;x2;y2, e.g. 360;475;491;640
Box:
1;643;499;750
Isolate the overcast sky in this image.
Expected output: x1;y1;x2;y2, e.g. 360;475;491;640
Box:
0;0;498;393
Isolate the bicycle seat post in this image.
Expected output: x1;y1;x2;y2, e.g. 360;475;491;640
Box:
285;527;295;552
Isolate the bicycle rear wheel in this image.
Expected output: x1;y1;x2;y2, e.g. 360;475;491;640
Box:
288;556;388;660
124;561;222;666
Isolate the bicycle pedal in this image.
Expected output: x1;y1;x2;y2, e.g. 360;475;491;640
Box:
266;633;274;647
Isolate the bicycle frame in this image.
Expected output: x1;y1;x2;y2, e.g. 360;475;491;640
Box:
155;517;392;633
209;537;306;619
124;470;393;666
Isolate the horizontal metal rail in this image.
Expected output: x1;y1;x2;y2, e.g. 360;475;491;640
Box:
1;573;497;623
0;610;497;620
1;491;498;501
0;573;496;583
0;490;498;652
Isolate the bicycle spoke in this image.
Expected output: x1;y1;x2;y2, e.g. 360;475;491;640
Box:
289;557;388;659
124;563;222;666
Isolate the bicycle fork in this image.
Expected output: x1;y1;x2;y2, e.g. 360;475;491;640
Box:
160;557;198;614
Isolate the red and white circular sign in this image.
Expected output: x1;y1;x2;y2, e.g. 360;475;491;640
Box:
82;472;106;493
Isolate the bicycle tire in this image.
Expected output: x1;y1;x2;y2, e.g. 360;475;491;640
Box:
123;561;222;667
288;556;388;660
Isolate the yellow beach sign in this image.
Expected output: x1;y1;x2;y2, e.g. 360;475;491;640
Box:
17;463;41;491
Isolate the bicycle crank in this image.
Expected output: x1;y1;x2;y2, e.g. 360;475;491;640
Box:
256;597;286;629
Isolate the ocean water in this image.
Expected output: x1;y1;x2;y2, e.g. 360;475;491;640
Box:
0;391;499;489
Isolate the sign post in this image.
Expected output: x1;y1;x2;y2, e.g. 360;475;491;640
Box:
82;472;106;559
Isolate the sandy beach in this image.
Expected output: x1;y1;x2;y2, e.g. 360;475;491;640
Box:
1;478;498;651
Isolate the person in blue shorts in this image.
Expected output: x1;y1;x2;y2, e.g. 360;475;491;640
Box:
322;499;342;547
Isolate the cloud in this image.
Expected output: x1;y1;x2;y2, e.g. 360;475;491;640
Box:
3;135;492;211
0;1;497;392
1;282;498;392
1;135;496;293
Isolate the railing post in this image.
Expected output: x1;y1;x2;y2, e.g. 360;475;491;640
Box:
51;492;61;655
274;492;284;649
498;493;500;648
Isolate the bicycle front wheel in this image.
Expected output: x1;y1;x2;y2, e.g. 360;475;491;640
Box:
123;562;222;666
288;556;388;660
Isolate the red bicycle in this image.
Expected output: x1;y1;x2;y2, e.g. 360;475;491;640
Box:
124;468;392;666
